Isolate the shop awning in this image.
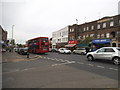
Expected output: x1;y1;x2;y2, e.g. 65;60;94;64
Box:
92;39;110;44
65;44;76;47
76;44;88;47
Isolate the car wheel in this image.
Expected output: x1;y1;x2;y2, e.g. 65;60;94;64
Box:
113;57;120;65
87;55;94;61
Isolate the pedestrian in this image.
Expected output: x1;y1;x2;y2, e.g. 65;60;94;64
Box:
85;47;89;54
27;52;30;58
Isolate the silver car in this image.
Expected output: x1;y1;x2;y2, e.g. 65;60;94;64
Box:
58;48;71;54
73;48;86;55
86;47;120;65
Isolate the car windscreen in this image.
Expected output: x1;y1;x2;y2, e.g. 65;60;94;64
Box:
117;48;120;51
64;48;68;50
76;48;85;50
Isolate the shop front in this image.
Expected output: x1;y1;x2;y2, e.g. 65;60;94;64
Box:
65;40;78;51
92;39;111;49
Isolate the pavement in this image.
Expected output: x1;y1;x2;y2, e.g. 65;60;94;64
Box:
2;51;41;63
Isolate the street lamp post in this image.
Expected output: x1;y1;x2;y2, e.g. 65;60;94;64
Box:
11;25;15;52
12;25;14;40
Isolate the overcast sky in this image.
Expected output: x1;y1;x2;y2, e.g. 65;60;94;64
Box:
1;0;119;44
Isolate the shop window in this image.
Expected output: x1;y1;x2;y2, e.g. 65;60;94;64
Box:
110;21;114;27
106;33;110;38
103;23;106;28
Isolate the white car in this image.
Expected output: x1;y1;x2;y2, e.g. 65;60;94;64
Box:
58;48;71;54
73;48;86;55
86;47;120;65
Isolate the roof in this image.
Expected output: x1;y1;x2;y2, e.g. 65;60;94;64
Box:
28;37;48;41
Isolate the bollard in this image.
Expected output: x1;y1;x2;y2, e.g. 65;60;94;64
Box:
27;53;29;58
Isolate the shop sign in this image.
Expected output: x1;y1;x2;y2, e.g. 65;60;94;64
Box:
68;40;78;44
92;39;110;44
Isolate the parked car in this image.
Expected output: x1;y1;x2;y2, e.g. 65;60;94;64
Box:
51;48;58;52
86;47;120;65
49;48;52;52
14;48;19;52
58;48;71;54
73;48;86;55
18;47;28;55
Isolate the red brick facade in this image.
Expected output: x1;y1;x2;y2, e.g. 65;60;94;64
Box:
68;15;120;47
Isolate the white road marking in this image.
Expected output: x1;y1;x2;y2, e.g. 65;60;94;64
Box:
87;64;94;66
51;59;55;60
3;69;20;74
52;61;75;66
22;69;28;71
78;62;84;64
70;61;76;63
43;57;46;59
55;58;58;60
47;57;50;59
97;65;105;68
109;68;118;71
59;59;65;62
65;60;69;62
38;57;119;72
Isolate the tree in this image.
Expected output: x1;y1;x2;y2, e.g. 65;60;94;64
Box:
80;37;93;44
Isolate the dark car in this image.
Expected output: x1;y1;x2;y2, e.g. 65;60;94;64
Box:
51;48;58;52
18;47;28;55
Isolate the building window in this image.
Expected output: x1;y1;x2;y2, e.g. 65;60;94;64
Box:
110;21;114;27
97;34;100;38
83;27;86;31
90;34;94;37
78;36;81;39
97;24;101;29
106;33;110;38
87;27;89;31
101;34;105;38
119;20;120;25
60;32;61;36
72;29;74;32
83;35;85;39
86;34;88;37
91;26;94;30
70;28;73;32
103;23;106;28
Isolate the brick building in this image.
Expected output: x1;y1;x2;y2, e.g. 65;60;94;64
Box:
68;14;120;47
0;25;7;45
0;25;8;51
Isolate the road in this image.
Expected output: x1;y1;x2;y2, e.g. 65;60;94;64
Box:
2;52;119;88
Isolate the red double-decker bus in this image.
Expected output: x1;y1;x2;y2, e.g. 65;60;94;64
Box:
28;37;49;53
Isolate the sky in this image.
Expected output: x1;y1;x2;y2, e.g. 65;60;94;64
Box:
1;0;119;44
